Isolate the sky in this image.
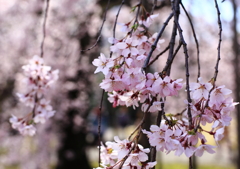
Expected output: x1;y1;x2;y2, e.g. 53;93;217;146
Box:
182;0;240;32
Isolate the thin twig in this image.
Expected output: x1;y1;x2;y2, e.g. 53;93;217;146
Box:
150;98;164;166
162;42;182;73
150;0;158;15
147;45;170;67
189;156;193;169
98;89;105;166
142;12;174;70
113;0;125;39
194;0;223;133
128;98;155;140
176;21;193;129
213;0;222;84
164;0;180;76
180;2;200;80
121;101;153;168
81;0;111;52
110;0;125;58
40;0;50;58
130;1;142;36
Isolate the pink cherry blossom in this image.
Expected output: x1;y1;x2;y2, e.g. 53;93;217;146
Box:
190;77;212;101
195;144;216;157
92;53;114;75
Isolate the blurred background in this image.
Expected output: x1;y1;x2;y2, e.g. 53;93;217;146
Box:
0;0;239;169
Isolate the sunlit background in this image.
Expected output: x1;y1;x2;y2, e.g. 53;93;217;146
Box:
0;0;239;169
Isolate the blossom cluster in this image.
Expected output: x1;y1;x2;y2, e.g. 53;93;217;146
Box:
143;77;238;157
10;55;59;136
94;136;156;169
92;7;238;168
93;14;183;112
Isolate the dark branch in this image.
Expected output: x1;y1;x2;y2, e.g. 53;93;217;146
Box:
81;0;111;52
98;89;105;166
147;45;170;67
180;2;200;80
40;0;50;58
162;42;182;73
150;0;157;14
142;12;174;70
174;4;193;130
150;98;164;166
164;0;180;76
113;0;125;39
213;0;222;84
110;0;125;58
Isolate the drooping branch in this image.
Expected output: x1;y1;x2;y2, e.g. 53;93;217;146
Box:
98;89;105;166
213;0;222;84
40;0;50;58
150;0;158;14
142;12;174;70
175;21;193;130
194;0;223;141
113;0;125;39
180;2;200;80
130;1;142;36
147;45;170;67
162;42;182;73
164;0;180;76
128;98;155;140
81;0;111;52
110;0;125;57
150;98;164;167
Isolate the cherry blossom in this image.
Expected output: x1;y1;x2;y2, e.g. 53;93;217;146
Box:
10;55;58;136
92;53;114;75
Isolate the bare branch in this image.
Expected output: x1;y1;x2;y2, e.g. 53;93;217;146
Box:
162;42;182;73
213;0;222;84
40;0;50;58
98;89;105;166
150;0;158;14
147;45;170;67
142;12;174;70
113;0;125;39
180;2;200;80
81;0;111;52
174;4;193;130
110;0;125;58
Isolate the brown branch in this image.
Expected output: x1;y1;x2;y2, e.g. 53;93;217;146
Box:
175;21;193;129
81;0;111;52
180;2;200;80
147;45;170;67
164;0;180;76
150;0;157;15
162;42;182;73
213;0;222;84
142;12;174;70
113;0;125;39
110;0;125;58
194;0;223;135
150;98;164;167
130;1;142;36
98;89;105;166
40;0;50;58
128;98;154;140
